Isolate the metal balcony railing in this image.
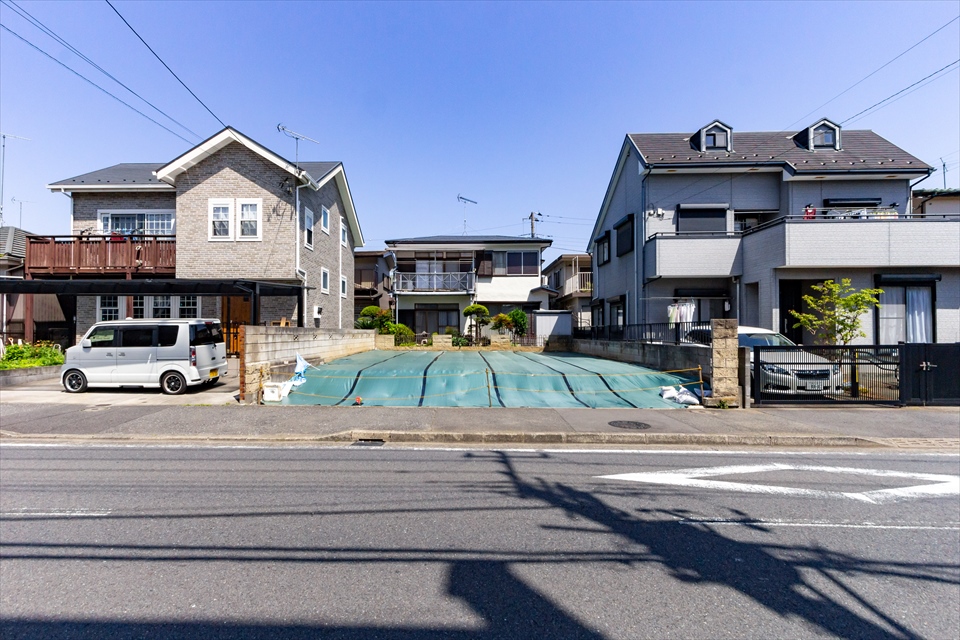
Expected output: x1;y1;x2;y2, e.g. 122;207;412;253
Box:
25;235;176;276
395;272;475;292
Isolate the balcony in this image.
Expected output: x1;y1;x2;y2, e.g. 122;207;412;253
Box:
25;235;176;277
742;213;960;269
643;232;743;278
560;272;592;297
395;272;474;293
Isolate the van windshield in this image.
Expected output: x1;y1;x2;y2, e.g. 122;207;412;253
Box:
190;322;224;346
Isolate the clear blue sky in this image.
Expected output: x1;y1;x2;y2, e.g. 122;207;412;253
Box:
2;0;958;263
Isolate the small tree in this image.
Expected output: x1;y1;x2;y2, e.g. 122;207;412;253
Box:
359;306;393;334
507;308;528;342
789;279;883;345
490;313;513;335
462;304;490;343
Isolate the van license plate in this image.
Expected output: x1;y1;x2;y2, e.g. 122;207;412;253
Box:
209;369;218;378
806;382;823;391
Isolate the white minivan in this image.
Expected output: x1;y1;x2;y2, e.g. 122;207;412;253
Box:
61;319;227;395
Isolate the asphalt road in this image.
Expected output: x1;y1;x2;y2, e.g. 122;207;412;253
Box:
1;445;958;639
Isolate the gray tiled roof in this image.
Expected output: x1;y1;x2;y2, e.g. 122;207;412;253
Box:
629;130;930;173
48;163;168;188
49;161;341;189
0;226;27;258
385;235;552;245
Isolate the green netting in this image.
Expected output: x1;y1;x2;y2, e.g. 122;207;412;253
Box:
277;350;700;408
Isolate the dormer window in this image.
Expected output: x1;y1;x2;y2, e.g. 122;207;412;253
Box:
705;127;727;150
813;125;835;148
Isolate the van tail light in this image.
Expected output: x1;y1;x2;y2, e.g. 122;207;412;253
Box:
190;346;197;367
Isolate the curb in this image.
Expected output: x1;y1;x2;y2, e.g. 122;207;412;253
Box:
0;429;915;448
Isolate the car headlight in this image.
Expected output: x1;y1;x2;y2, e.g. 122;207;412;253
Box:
761;363;792;376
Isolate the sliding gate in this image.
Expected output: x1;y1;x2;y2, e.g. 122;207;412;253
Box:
753;344;959;406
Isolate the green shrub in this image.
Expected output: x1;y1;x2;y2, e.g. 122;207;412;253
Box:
490;313;513;335
359;307;393;334
0;341;65;370
507;309;528;339
444;326;460;337
452;336;469;347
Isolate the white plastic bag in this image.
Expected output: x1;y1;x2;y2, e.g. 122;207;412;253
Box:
674;388;700;405
659;386;678;400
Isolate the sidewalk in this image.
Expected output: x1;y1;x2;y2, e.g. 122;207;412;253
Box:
1;401;958;450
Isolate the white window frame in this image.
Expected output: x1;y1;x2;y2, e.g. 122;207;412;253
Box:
320;206;330;235
304;207;314;250
340;275;348;298
122;295;201;320
208;199;233;241
341;217;348;247
321;268;330;294
97;295;121;321
236;198;263;241
98;209;176;235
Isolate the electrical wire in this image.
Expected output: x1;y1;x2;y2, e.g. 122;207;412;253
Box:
784;15;960;131
104;0;226;129
841;59;960;124
1;0;201;140
843;66;959;127
0;22;194;144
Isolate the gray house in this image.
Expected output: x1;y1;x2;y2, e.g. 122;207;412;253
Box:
590;119;959;345
28;127;363;351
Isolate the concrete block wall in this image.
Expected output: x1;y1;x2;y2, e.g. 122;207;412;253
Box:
240;326;375;403
572;340;711;381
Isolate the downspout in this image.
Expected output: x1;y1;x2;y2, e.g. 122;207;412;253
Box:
295;182;309;326
338;217;343;329
638;167;649;325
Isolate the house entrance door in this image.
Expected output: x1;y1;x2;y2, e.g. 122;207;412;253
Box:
778;280;804;344
222;296;251;355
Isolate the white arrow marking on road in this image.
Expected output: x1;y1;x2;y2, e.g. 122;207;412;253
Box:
599;463;960;503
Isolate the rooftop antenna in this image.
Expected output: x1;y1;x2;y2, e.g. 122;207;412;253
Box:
528;211;542;238
277;124;320;172
0;132;31;226
457;194;477;234
941;157;948;189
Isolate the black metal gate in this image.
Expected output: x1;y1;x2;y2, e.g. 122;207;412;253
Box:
753;345;901;405
899;343;960;406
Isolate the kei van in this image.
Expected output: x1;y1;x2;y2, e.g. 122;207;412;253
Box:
61;319;228;395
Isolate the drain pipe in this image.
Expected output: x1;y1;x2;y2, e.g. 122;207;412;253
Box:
338;216;343;329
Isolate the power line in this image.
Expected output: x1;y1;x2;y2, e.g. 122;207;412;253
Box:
843;66;959;127
841;59;960;124
0;23;194;144
1;0;201;140
785;15;960;130
104;0;226;129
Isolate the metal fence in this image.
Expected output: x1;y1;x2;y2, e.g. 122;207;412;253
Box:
573;322;707;344
752;345;901;405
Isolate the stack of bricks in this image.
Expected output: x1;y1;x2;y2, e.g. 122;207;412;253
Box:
707;318;740;407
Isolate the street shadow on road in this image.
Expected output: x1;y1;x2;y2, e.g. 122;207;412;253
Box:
2;450;958;639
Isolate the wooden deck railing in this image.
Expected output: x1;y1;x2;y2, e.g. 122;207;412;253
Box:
25;235;176;276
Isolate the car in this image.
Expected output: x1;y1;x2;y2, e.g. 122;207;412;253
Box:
61;318;227;395
685;325;844;395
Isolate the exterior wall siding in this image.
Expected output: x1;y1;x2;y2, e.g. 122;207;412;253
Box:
785;179;910;217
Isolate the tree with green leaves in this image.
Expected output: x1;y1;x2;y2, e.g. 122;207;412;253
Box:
507;308;528;342
789;278;883;345
462;304;490;343
358;306;393;334
490;313;513;335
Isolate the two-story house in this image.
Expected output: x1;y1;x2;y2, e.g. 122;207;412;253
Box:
21;127;363;351
590;119;959;345
542;253;592;328
383;235;553;336
353;249;397;320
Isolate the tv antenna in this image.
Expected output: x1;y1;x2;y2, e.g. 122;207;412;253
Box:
528;211;542;238
457;194;477;234
277;124;320;169
0;132;31;226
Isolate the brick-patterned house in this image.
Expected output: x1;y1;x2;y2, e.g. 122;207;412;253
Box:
22;127;363;351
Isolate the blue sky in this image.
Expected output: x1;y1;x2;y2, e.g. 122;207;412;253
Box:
1;0;958;263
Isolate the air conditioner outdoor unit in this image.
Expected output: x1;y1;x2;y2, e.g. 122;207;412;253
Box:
313;305;323;319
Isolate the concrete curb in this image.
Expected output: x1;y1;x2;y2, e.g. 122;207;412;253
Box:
0;429;935;449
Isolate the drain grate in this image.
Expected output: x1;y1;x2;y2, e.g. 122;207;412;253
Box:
608;421;651;430
351;439;385;447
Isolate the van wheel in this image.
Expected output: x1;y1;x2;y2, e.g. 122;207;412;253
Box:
63;370;87;393
161;371;187;395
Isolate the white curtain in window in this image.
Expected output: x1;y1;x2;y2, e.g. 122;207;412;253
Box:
905;286;932;343
878;288;905;344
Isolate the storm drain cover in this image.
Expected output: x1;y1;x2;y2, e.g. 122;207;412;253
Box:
351;439;385;447
609;421;651;430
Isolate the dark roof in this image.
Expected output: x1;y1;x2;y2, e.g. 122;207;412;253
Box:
912;188;960;197
628;130;930;174
0;226;27;258
48;161;341;189
386;235;552;245
48;163;169;188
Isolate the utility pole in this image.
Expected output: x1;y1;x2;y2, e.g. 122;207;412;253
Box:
941;157;948;189
528;211;542;238
0;132;31;226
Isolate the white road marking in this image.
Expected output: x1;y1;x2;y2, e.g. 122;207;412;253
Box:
2;509;113;517
678;518;960;531
599;463;960;503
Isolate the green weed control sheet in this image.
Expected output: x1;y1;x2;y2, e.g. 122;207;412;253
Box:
279;351;698;408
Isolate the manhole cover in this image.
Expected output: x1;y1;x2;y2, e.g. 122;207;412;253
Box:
609;421;651;430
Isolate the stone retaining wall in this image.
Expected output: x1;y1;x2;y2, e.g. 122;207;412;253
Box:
240;326;375;403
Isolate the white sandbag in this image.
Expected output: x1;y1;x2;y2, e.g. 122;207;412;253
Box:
674;388;700;405
659;386;678;399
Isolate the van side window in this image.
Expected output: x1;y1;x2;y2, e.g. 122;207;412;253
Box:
87;327;116;347
191;323;224;346
120;327;155;348
158;326;179;347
